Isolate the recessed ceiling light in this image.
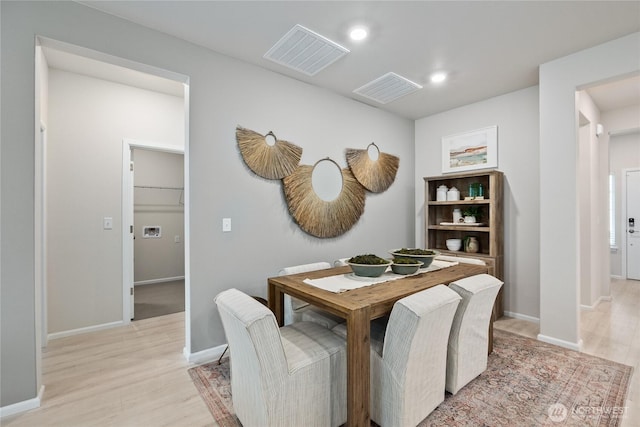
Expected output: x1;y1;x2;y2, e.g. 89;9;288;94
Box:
349;26;368;41
430;72;447;83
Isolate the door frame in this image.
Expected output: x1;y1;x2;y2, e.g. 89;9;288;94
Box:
622;167;640;280
122;139;185;323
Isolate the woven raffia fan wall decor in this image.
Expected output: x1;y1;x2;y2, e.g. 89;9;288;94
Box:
346;143;399;193
236;126;302;179
283;159;366;238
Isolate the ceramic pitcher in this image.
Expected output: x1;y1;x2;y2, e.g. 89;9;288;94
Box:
465;236;479;253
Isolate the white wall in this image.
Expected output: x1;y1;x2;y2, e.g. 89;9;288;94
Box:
539;32;640;349
1;1;414;407
47;69;184;334
602;104;640;133
34;43;50;399
576;90;609;308
133;149;185;283
415;86;540;320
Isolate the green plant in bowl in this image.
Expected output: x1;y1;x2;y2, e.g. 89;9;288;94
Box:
389;248;440;268
391;257;424;275
347;254;392;277
462;206;482;219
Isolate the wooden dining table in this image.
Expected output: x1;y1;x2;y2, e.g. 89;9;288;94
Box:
268;262;489;427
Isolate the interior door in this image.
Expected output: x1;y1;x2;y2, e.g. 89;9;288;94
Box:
128;157;135;318
627;169;640;280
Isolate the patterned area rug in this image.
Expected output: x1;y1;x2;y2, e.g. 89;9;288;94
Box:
188;329;633;426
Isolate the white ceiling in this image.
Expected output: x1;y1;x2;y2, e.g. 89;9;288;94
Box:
74;1;640;119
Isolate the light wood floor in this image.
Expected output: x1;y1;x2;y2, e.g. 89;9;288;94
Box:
2;313;214;427
3;278;639;426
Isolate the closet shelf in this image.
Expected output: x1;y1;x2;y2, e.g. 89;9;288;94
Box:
134;185;183;190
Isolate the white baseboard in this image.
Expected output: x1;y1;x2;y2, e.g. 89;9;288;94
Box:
503;311;540;324
537;333;583;351
48;320;124;340
134;276;185;286
610;275;624;280
184;343;228;365
0;385;44;419
580;295;611;311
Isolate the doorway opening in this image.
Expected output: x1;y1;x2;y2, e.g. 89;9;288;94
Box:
35;37;190;360
123;143;186;321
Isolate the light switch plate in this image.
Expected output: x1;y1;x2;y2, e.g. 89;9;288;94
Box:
103;217;113;230
222;218;231;232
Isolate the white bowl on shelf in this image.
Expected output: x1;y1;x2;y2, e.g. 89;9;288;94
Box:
446;238;462;251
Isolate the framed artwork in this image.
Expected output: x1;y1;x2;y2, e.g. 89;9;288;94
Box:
442;125;498;173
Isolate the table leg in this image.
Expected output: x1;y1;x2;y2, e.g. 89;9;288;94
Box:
346;306;370;427
267;281;284;326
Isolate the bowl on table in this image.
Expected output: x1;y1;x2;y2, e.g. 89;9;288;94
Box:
347;254;392;278
389;248;440;268
391;258;424;275
446;238;462;251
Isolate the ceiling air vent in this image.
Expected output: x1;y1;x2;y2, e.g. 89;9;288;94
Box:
353;72;423;104
264;24;349;76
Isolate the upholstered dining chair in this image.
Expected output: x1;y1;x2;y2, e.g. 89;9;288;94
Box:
333;258;349;267
445;273;504;395
215;288;347;427
332;285;461;427
279;262;344;329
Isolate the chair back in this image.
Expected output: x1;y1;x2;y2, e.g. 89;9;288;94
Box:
278;261;332;276
214;288;287;422
379;285;461;426
333;258;349;267
279;262;332;324
446;273;503;394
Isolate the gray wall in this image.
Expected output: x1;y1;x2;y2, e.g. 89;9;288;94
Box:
415;86;541;320
1;1;414;407
133;149;185;283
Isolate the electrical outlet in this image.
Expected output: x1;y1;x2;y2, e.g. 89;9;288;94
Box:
222;218;232;232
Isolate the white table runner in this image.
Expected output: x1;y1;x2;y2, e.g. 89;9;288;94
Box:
303;260;459;293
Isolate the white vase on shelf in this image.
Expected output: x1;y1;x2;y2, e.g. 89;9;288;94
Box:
447;187;460;201
453;209;462;223
436;185;448;201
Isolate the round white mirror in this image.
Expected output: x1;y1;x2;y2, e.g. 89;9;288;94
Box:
367;143;380;161
264;132;277;146
311;159;343;202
